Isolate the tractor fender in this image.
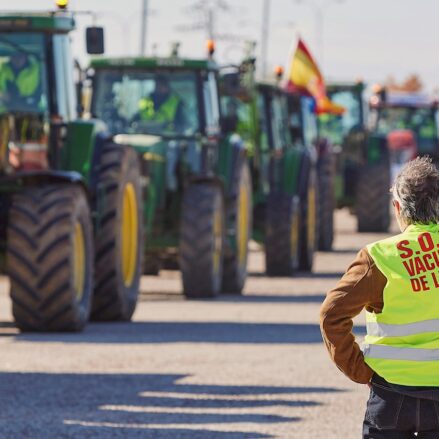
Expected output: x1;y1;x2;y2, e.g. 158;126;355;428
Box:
0;170;87;193
88;130;115;194
217;134;247;196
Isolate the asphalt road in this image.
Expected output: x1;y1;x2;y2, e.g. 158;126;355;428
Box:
0;209;396;438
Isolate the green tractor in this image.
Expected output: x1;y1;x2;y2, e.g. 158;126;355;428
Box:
87;48;252;297
220;58;320;275
318;82;368;231
0;8;143;331
320;83;439;233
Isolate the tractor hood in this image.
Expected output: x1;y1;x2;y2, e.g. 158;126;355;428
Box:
113;132;202;177
114;134;162;149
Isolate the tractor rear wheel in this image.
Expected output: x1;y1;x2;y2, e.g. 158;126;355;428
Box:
317;153;335;251
356;162;391;232
7;185;93;332
180;184;224;298
299;169;318;271
92;143;143;321
265;193;300;277
222;158;252;294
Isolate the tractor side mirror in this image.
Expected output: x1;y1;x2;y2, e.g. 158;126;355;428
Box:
86;27;105;55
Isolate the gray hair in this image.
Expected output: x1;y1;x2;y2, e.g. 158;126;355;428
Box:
392;156;439;224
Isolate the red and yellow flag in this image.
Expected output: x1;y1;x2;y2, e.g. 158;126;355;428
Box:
286;38;344;115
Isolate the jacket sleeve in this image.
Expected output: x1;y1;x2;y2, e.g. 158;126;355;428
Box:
319;247;386;384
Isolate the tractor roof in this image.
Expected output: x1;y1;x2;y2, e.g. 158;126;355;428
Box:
0;12;75;33
327;82;365;93
90;56;216;71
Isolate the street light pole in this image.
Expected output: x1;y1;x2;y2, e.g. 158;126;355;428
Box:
260;0;271;79
140;0;149;55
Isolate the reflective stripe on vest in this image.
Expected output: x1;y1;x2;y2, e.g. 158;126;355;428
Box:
367;319;439;337
363;344;439;362
364;223;439;386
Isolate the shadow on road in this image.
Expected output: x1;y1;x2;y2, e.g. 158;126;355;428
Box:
247;271;345;279
12;321;365;344
0;372;343;437
217;294;326;304
138;292;326;304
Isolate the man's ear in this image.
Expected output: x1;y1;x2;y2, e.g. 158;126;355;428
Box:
394;200;401;215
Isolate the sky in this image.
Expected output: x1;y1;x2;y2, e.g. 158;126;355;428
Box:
3;0;439;93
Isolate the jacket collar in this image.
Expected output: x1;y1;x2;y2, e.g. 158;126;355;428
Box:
404;223;439;234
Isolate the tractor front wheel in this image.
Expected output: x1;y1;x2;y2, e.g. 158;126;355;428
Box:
92;143;143;321
179;184;225;298
356;162;391;232
317;153;335;251
265;193;300;277
299;168;318;271
7;185;93;332
222;158;252;294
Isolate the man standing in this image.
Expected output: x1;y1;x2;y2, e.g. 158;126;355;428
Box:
321;156;439;438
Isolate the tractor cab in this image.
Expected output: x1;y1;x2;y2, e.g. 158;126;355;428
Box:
89;56;221;141
369;91;438;162
0;11;104;173
319;82;366;147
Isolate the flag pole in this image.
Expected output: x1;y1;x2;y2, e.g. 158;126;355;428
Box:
260;0;271;79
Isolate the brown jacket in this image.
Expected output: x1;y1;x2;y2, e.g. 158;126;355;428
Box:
320;247;387;384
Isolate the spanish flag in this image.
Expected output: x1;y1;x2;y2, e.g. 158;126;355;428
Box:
286;38;344;115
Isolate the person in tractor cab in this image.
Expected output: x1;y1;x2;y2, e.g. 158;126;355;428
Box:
321;156;439;438
0;52;41;112
136;74;185;132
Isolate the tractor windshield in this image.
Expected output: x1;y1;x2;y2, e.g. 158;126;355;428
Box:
92;69;200;137
371;106;438;154
0;33;48;115
373;107;436;136
319;90;362;144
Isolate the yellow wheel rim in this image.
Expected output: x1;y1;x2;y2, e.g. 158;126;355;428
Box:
121;183;138;287
73;221;85;300
237;182;249;267
213;206;222;274
307;185;317;250
290;208;299;257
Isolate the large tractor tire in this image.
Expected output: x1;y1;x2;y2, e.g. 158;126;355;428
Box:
7;185;93;332
356;162;391;233
222;158;252;294
92;143;143;321
317;153;335;251
298;168;318;271
180;184;225;298
265;193;300;277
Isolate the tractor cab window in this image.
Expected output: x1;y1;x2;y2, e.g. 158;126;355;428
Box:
270;95;291;149
301;97;318;147
92;69;199;137
0;33;48;115
202;71;220;135
375;107;437;138
53;34;77;121
374;106;438;155
320;90;362;144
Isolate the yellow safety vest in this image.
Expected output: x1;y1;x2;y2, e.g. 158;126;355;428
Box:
138;94;180;125
364;223;439;386
0;57;40;97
